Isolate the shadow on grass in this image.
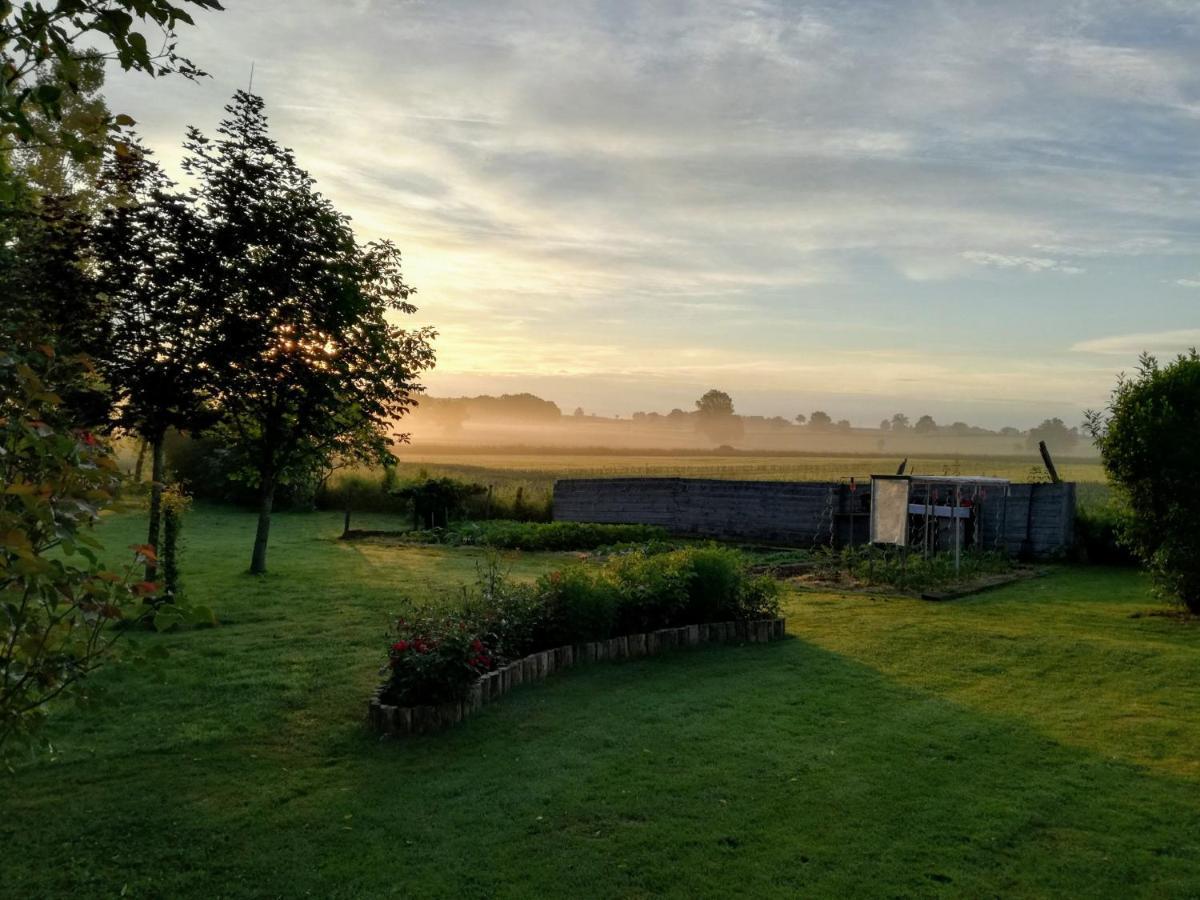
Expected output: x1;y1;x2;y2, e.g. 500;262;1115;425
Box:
8;634;1194;898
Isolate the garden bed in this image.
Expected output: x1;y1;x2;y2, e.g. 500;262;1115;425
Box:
368;617;787;737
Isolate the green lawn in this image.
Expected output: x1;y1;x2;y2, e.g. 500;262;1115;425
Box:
3;506;1198;898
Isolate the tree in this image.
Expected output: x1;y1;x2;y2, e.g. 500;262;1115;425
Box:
1;56;111;386
890;412;909;431
914;414;937;434
1086;351;1200;611
878;418;891;432
808;411;832;430
794;413;807;426
695;389;735;418
184;92;436;574
92;138;212;580
1;0;222;158
836;419;852;432
1027;417;1079;451
694;389;742;444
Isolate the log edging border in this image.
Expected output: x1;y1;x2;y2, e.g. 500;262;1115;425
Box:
368;617;787;737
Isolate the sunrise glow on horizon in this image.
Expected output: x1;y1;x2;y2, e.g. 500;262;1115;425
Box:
104;0;1200;427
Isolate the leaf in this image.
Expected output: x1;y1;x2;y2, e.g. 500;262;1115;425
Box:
186;605;217;626
114;113;137;127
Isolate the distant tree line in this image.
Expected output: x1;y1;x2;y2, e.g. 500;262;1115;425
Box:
434;384;1083;452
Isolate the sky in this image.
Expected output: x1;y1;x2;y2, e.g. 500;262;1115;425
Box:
104;0;1200;428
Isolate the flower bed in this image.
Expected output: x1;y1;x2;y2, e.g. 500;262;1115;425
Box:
368;546;785;737
368;616;787;736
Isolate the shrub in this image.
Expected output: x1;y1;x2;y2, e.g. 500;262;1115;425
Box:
537;567;620;645
1073;502;1138;566
402;520;669;551
1086;350;1200;611
382;614;496;706
379;545;782;705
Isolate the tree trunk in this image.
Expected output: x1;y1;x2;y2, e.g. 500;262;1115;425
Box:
250;475;276;575
134;438;148;482
145;433;165;581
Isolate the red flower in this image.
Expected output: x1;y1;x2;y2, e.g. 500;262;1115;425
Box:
391;640;409;653
413;640;428;654
470;638;483;652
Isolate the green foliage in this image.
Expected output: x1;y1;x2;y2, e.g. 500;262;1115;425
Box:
1086;350;1200;611
1073;502;1138;566
0;332;160;763
159;485;191;600
382;545;779;707
383;614;495;707
402;520;668;551
811;545;1013;592
0;0;221;158
392;476;487;529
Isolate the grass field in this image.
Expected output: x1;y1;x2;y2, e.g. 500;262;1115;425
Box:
5;506;1196;898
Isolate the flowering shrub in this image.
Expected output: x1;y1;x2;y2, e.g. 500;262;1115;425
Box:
382;614;496;706
380;545;782;707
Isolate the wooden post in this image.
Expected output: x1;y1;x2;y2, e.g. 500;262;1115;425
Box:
896;457;908;476
1038;441;1061;484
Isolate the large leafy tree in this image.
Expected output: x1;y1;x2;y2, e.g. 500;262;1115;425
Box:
1085;350;1200;612
184;92;436;574
92;138;210;578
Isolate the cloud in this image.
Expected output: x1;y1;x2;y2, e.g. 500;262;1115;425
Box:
961;251;1085;275
97;0;1200;420
1174;276;1200;287
1071;330;1200;355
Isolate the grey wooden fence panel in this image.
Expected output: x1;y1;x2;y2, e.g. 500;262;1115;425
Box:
554;478;1076;557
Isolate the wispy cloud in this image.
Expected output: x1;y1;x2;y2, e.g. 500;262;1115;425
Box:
1072;330;1200;355
961;251;1085;274
99;0;1200;423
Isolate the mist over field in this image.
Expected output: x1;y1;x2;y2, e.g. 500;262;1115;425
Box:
399;391;1098;460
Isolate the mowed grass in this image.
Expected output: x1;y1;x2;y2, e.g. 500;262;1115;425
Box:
4;506;1198;898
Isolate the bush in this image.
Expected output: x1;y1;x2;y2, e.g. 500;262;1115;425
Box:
538;567;620;645
1073;503;1138;566
403;520;669;551
379;545;782;706
1087;350;1200;610
383;613;496;706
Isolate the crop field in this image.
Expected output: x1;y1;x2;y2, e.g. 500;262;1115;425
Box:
379;450;1111;512
391;449;1107;484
